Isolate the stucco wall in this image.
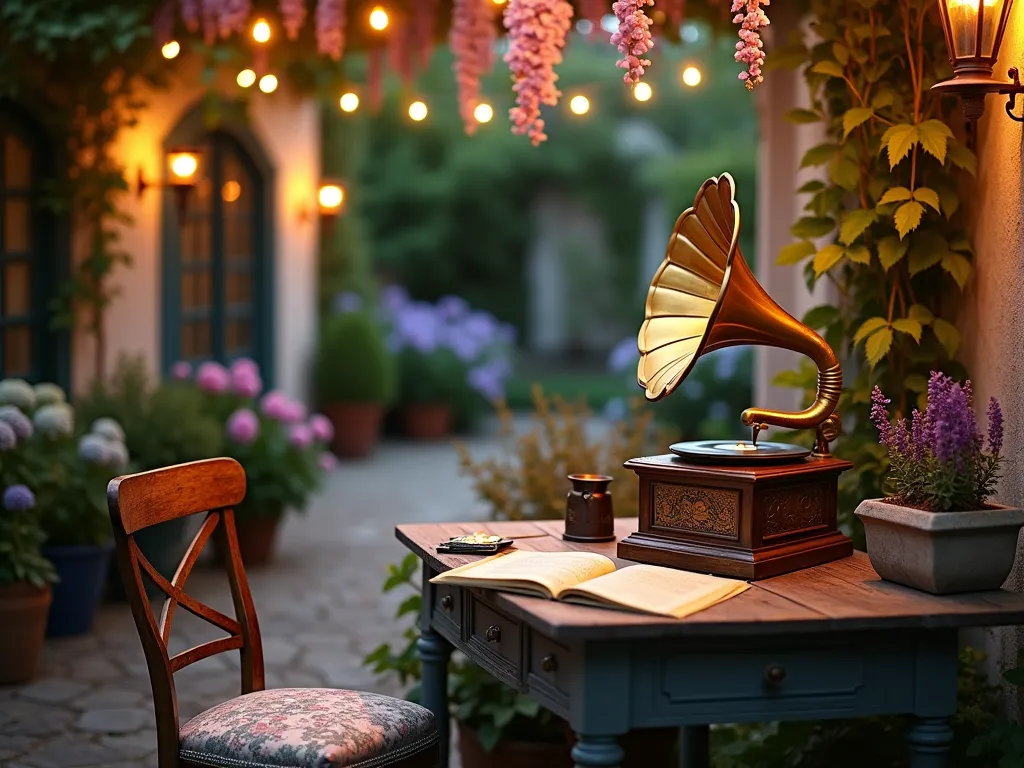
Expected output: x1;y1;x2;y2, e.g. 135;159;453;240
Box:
70;62;320;402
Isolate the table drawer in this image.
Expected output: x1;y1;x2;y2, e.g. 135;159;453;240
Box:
527;630;571;704
431;582;463;638
468;593;522;684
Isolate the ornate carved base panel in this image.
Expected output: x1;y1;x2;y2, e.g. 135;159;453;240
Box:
652;484;740;539
763;482;827;539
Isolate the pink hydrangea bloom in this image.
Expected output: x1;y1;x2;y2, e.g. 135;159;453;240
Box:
285;400;308;424
452;0;497;135
611;0;654;86
230;358;263;399
315;0;347;60
309;414;335;443
280;0;307;39
731;0;770;90
320;452;338;471
504;0;574;146
289;423;314;449
171;361;193;381
226;408;260;445
260;390;292;422
196;361;231;394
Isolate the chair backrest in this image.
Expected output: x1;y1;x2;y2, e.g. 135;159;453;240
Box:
107;457;264;768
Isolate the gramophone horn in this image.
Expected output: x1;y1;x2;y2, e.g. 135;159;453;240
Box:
637;173;842;450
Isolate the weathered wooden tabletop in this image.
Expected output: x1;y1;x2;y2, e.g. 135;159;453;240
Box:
397;518;1024;640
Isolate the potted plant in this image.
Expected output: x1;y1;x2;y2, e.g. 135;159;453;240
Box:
856;372;1023;594
315;308;396;458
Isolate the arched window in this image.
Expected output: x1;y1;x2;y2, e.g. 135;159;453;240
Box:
0;102;63;383
163;122;274;381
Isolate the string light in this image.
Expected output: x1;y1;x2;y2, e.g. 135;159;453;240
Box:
161;41;180;59
252;18;271;43
339;92;360;112
682;66;702;87
169;152;199;182
473;103;494;123
237;69;257;88
492;0;507;4
318;184;345;213
259;74;279;93
408;100;428;121
633;82;653;102
369;6;390;30
569;95;590;115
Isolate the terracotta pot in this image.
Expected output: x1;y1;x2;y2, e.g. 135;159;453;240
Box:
323;403;384;458
402;403;453;441
458;725;572;768
0;582;52;685
214;516;282;569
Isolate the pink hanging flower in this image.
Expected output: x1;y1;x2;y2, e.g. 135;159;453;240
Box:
280;0;308;39
414;0;439;69
389;15;416;86
201;0;219;44
154;1;176;45
217;0;251;38
452;0;497;135
368;48;383;112
581;0;607;35
731;0;770;90
503;0;574;146
315;0;347;60
181;0;200;31
611;0;654;86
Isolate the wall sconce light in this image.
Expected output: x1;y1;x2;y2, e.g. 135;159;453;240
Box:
318;182;345;216
933;0;1024;122
137;147;203;218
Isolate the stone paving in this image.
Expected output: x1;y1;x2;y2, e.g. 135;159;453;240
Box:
0;435;498;768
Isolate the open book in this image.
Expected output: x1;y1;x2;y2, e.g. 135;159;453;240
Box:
430;550;749;619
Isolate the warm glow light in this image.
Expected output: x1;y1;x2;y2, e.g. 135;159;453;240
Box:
473;103;494;123
569;95;590;115
633;82;653;102
369;6;390;30
259;74;279;93
682;66;702;87
492;0;507;4
237;69;256;88
222;181;241;203
318;184;345;213
946;0;1000;59
161;41;180;59
252;18;272;43
408;100;428;121
339;92;360;112
169;152;199;183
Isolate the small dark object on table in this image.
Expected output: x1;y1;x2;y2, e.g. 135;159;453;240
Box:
436;533;514;555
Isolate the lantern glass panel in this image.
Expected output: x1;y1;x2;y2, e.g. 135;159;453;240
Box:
948;0;1006;59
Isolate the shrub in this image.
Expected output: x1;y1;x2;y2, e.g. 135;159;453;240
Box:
315;311;397;406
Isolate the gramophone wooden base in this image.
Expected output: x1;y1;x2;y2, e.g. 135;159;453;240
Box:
617;454;854;580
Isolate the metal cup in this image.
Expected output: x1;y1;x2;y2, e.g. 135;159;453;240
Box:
564;474;616;543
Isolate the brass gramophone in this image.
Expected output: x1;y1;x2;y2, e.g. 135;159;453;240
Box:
617;174;853;580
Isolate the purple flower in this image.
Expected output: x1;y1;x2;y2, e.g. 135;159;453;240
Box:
607;337;640;373
196;361;231;394
910;409;927;460
171;361;193;381
468;359;511;401
230;358;263;399
260;391;292;422
226;408;260;445
78;434;111;465
284;400;307;424
333;292;364;314
437;295;470;320
0;406;32;440
380;285;410;314
988;397;1004;456
929;376;976;464
309;414;335;443
869;386;893;447
319;452;338;471
2;484;35;512
0;421;16;452
289;423;313;449
394;303;441;353
892;418;909;455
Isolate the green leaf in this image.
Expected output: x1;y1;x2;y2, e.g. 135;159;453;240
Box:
937;182;960;219
877;235;909;269
833;42;851;66
947;140;978;175
908;231;948;274
913;187;941;213
918;119;954;164
802;305;840;329
907;304;934;324
839;209;877;245
842;107;875;138
894;201;925;239
871;89;896;109
933;318;961;357
892;318;923;343
785;108;824;124
790;216;836;239
942;251;972;289
829;157;860;191
777;240;816;265
811;60;846;78
801;143;842;168
877;186;913;205
905;373;928;392
813;244;845;275
854;317;889;344
845;244;871;264
797;179;826;194
881;124;919;169
865;328;894;366
949;234;973;253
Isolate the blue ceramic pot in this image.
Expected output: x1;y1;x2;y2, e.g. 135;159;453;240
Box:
42;540;115;637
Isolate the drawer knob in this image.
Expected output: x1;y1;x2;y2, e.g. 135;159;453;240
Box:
485;625;501;643
541;654;558;673
440;595;454;612
764;663;787;687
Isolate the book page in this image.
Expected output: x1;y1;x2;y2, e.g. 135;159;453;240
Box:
430;550;616;599
559;564;749;619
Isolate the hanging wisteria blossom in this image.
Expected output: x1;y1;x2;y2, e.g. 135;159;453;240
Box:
217;0;251;38
154;0;176;44
581;0;607;35
201;0;220;43
451;0;497;135
280;0;307;39
504;0;574;146
732;0;769;90
611;0;654;85
180;0;200;31
389;15;416;87
315;0;347;60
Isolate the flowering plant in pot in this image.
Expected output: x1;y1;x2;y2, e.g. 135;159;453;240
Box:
856;372;1020;594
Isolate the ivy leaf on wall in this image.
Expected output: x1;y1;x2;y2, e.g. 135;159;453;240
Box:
829;157;861;190
947;140;978;175
798;179;826;194
892;318;923;343
907;304;935;324
801;143;842;168
786;108;824;124
876;235;909;269
918;119;954;164
877;186;913;205
791;216;836;239
913;187;941;214
802;305;840;329
845;244;871;264
854;317;889;345
811;60;846;78
941;252;972;289
894;200;924;238
933;318;961;357
813;244;845;275
777;240;816;265
881;124;919;169
843;107;875;138
865;328;894;366
908;231;948;274
839;209;878;245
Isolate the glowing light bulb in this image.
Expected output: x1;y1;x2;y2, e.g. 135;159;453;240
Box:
161;41;180;59
633;82;653;102
169;153;199;182
682;66;702;87
339;92;360;112
318;184;344;212
222;181;241;202
237;69;256;88
473;103;494;123
408;100;428;121
369;6;389;30
259;74;278;93
252;18;271;43
569;95;590;115
492;0;507;4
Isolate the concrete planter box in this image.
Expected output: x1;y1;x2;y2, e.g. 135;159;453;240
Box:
855;499;1024;595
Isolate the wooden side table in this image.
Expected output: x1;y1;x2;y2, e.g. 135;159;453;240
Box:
398;518;1024;768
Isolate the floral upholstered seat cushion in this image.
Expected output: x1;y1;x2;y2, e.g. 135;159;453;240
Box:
179;688;436;768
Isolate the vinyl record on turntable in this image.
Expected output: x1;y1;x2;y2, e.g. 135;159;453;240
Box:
669;440;811;464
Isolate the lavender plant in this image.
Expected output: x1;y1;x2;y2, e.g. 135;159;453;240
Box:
870;372;1003;513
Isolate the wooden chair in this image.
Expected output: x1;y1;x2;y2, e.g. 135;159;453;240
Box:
108;457;438;768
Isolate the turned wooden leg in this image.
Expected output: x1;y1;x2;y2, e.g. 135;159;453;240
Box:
907;717;953;768
571;734;624;768
417;628;453;768
680;725;710;768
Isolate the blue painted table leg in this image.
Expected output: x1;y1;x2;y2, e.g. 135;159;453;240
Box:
417;629;453;767
572;734;624;768
907;717;953;768
680;725;709;768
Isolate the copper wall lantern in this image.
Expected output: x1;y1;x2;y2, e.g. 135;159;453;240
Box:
137;147;203;218
933;0;1024;121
